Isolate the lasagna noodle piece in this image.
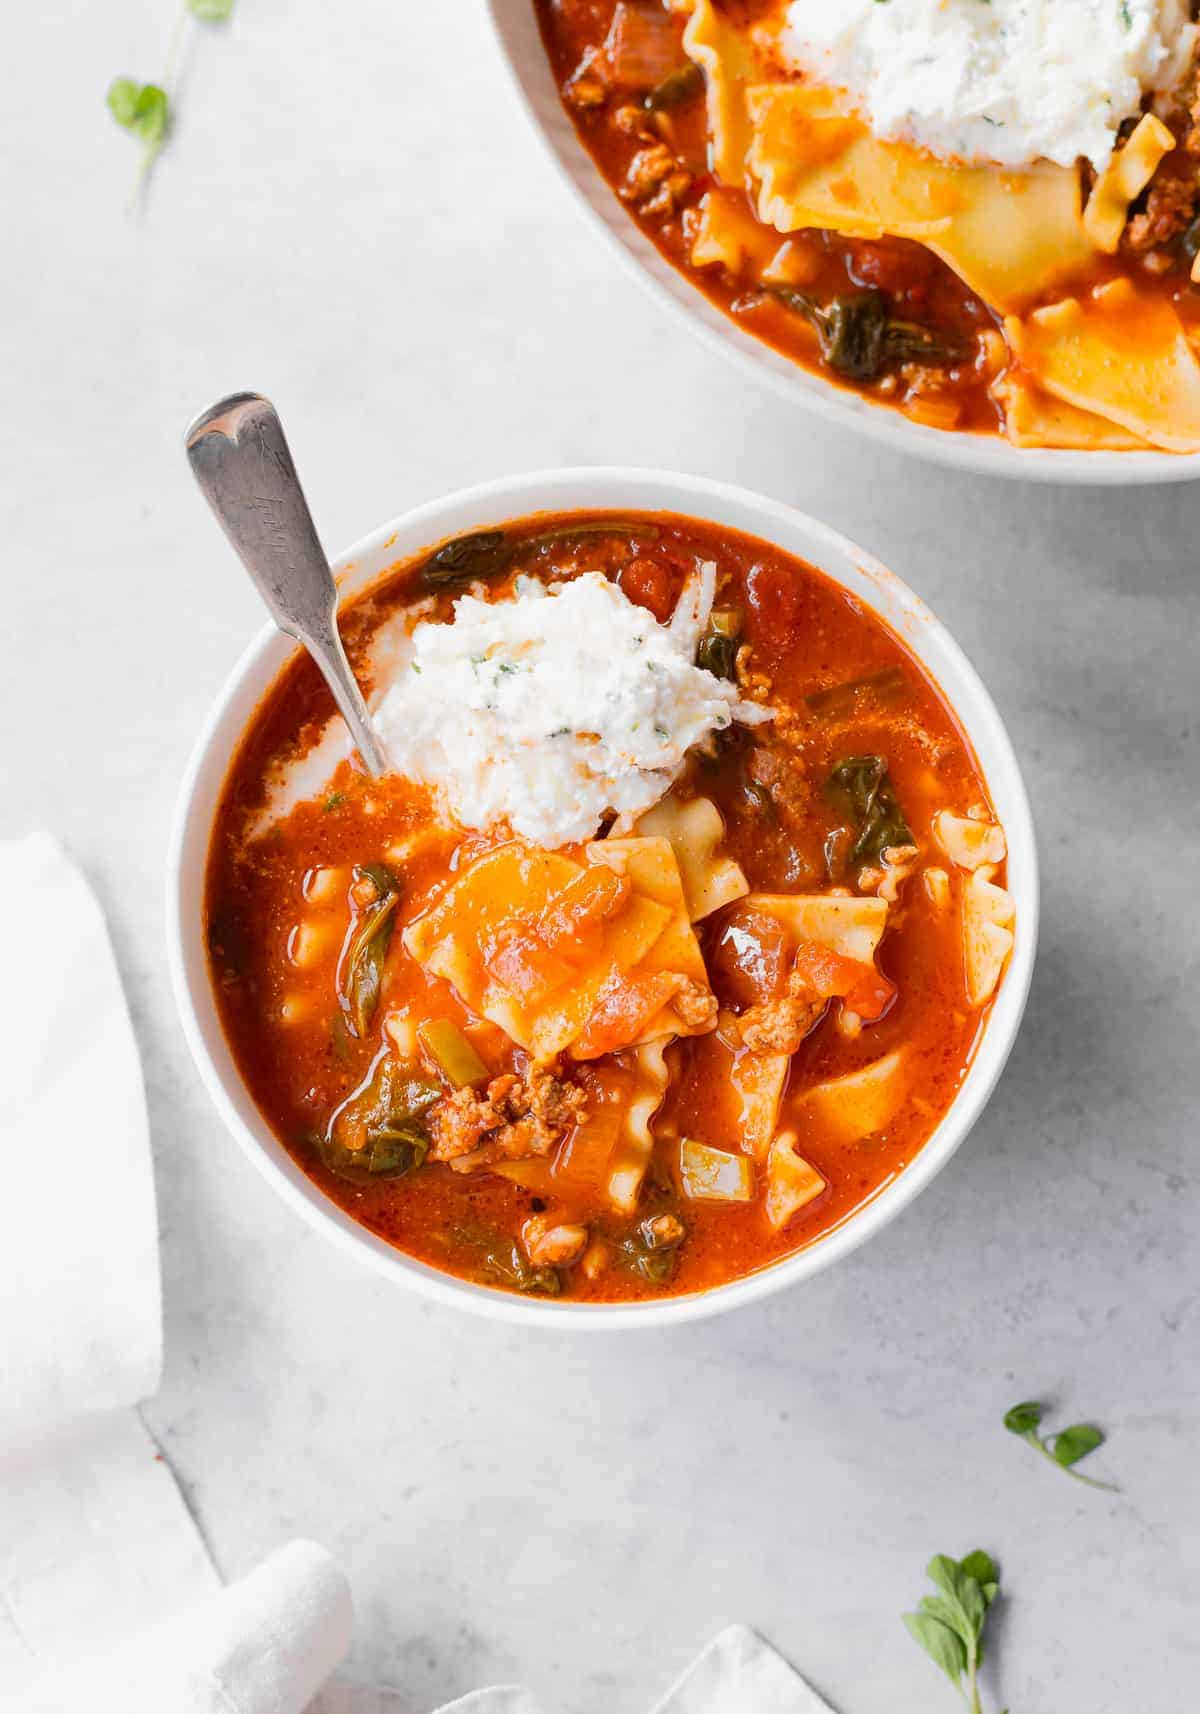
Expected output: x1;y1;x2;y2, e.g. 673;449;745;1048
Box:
606;1037;673;1212
1003;279;1200;453
683;0;760;187
745;83;1097;314
403;838;713;1062
682;2;1098;313
991;369;1150;450
1083;113;1176;254
794;1049;907;1143
717;892;892;1161
631;795;749;922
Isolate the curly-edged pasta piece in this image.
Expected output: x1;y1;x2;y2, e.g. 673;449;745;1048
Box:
1083;114;1175;254
632;794;748;922
990;369;1150;451
745;83;1097;314
689;187;778;275
962;866;1016;1008
1004;280;1200;453
749;893;888;968
933;811;1006;871
683;0;758;186
607;1036;673;1212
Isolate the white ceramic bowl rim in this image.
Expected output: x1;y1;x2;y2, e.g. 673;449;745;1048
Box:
168;466;1039;1329
484;0;1200;487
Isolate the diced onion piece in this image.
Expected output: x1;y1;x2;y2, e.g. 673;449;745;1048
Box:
679;1137;755;1202
764;1133;826;1231
932;810;1007;871
417;1017;489;1088
962;870;1016;1007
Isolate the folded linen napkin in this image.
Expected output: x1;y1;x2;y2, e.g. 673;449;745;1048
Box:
0;834;836;1714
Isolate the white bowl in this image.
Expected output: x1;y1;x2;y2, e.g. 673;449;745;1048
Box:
485;0;1200;487
168;467;1038;1327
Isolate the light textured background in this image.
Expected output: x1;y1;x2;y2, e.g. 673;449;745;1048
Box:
2;3;1197;1709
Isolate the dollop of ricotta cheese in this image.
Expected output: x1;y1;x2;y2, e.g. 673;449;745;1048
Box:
780;0;1196;170
372;569;768;847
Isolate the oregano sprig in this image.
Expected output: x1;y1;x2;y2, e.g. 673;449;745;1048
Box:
1003;1401;1117;1492
107;0;236;209
903;1550;1005;1714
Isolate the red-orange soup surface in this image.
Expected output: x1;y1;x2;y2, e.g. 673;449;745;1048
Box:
206;511;1014;1302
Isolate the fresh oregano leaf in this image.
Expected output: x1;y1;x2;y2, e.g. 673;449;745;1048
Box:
1003;1400;1043;1436
902;1612;967;1687
107;79;170;145
958;1549;1000;1590
1003;1399;1117;1490
1052;1423;1105;1467
904;1549;1001;1713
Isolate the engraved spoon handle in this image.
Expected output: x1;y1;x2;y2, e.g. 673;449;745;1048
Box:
185;392;388;778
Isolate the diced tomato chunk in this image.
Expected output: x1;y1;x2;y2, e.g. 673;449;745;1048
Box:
538;866;630;948
572;969;683;1059
619;556;682;622
791;936;895;1022
746;562;805;642
486;928;578;1005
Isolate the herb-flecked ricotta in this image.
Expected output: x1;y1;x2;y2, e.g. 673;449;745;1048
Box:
372;569;769;847
780;0;1196;171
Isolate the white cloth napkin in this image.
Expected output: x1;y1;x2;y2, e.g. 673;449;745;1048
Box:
0;834;836;1714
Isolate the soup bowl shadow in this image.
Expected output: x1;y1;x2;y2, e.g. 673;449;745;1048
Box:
485;0;1200;488
168;467;1039;1328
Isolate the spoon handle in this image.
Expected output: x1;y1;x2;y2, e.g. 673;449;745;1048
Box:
185;392;389;778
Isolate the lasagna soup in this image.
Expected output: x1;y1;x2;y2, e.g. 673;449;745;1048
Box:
535;0;1200;450
207;512;1015;1302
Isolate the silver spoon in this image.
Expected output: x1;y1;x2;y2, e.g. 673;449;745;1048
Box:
185;392;389;777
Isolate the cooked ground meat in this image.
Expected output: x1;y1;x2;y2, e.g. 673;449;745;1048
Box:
523;1214;589;1267
672;976;719;1032
729;962;827;1056
429;1068;587;1175
1124;166;1199;253
746;745;811;830
621;144;691;217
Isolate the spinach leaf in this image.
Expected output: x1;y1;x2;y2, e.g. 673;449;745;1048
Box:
320;1054;439;1183
774;289;966;380
825;754;912;865
484;1241;562;1296
339;864;402;1038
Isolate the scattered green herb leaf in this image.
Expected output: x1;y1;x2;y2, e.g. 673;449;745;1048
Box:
1003;1400;1117;1490
106;79;170;202
107;0;236;207
903;1550;1001;1714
